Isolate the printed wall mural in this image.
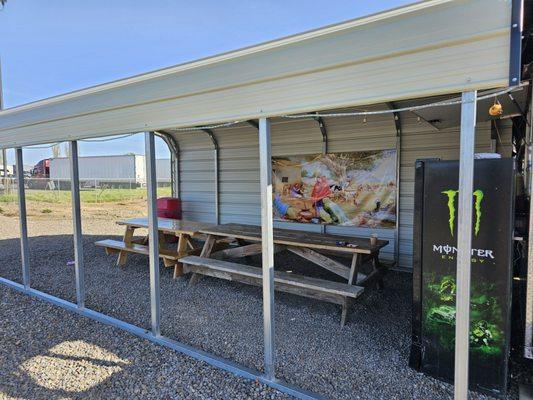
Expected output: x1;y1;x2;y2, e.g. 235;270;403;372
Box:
272;150;397;228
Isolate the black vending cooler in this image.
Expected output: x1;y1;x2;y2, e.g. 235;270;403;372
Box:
410;158;515;398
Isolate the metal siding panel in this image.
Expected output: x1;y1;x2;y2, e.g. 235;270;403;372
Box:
172;104;513;268
0;0;512;148
173;109;399;260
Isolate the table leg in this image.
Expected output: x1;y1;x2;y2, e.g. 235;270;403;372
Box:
189;234;217;286
173;233;189;279
236;238;254;263
341;253;361;326
116;226;135;267
348;253;361;285
373;253;384;290
341;298;353;327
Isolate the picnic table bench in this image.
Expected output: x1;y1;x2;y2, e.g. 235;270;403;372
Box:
180;223;389;326
95;218;214;278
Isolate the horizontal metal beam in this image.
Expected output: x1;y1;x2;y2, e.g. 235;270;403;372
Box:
0;276;323;400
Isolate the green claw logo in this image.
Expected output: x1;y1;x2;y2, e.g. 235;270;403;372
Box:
442;189;484;236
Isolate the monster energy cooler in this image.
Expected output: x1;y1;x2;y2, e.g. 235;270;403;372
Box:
410;158;515;398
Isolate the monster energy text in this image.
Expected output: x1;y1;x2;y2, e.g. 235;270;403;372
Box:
433;245;495;258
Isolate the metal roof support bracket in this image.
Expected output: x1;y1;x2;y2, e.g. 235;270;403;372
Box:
247;120;259;130
202;129;220;224
313;114;328;154
155;131;181;198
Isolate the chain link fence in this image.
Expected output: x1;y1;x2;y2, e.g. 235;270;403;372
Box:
0;177;172;205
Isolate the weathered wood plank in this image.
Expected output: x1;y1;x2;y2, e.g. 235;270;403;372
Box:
117;217;214;236
217;243;263;258
199;223;388;254
96;239;180;260
189;235;218;286
180;255;364;298
287;246;350;279
116;226;135;267
185;263;348;305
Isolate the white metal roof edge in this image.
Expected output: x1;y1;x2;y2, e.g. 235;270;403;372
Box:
0;0;450;115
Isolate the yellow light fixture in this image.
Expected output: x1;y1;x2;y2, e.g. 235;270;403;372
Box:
489;99;503;117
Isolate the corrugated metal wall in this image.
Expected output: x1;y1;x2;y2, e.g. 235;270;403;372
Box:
172;111;512;269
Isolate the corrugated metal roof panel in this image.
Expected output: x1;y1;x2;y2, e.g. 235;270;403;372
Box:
0;0;514;147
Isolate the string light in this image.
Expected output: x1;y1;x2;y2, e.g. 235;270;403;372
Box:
281;86;521;120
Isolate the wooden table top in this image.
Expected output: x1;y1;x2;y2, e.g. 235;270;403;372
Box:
118;218;214;236
200;223;389;254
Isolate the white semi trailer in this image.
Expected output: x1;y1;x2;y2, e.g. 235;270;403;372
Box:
49;155;170;187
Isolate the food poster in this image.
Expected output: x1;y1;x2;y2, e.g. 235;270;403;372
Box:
413;158;514;397
272;150;397;228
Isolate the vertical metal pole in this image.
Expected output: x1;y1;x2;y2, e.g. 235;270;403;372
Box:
145;131;161;336
16;148;30;289
259;118;275;379
454;90;477;400
320;119;327;235
526;151;533;359
394;137;401;265
69;141;85;308
214;146;220;224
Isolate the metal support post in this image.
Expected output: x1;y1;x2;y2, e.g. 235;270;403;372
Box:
314;115;328;234
69;141;85;308
203;129;220;224
259;118;276;379
386;102;402;266
454;90;477;400
16;148;30;289
145;132;161;336
526;150;533;359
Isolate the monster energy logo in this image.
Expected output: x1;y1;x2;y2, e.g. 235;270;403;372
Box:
442;189;484;236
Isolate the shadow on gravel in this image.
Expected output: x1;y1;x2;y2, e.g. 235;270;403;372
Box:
0;234;531;400
0;289;289;400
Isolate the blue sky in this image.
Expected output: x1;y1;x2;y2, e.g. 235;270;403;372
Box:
0;0;412;165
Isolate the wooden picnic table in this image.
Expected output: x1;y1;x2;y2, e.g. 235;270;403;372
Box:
96;218;214;278
180;223;389;326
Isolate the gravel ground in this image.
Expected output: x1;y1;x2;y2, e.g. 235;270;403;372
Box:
0;288;289;400
0;213;531;400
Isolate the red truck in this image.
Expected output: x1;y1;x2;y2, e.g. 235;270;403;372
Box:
28;159;51;189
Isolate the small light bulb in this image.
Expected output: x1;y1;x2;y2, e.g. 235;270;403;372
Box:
417;116;421;124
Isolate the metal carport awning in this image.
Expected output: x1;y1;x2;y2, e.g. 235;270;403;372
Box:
0;0;524;399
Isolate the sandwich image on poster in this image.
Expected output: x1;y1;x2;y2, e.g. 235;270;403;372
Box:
272;150;397;228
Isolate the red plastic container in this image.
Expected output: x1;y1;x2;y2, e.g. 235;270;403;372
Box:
157;197;182;220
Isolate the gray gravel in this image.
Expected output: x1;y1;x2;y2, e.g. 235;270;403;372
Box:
0;288;289;400
0;214;531;400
